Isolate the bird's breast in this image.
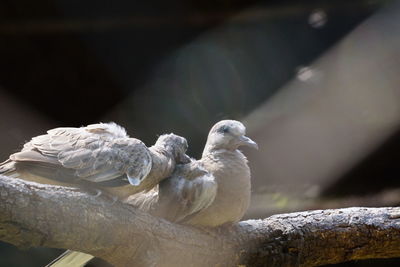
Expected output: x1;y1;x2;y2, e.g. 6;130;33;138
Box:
187;150;251;227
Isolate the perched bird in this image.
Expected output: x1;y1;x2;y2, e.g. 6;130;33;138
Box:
47;120;258;267
0;122;190;199
133;119;258;226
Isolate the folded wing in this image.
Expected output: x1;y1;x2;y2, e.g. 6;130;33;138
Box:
8;122;152;185
153;162;217;223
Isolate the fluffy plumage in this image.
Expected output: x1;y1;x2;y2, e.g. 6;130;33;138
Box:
128;119;258;227
46;120;257;267
131;161;218;224
0;122;189;197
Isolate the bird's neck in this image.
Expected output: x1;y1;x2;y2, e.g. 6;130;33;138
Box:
144;146;175;187
202;141;218;157
202;144;236;158
149;145;175;169
154;142;176;157
202;148;248;166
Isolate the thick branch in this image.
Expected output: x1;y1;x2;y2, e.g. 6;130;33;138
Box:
0;174;399;267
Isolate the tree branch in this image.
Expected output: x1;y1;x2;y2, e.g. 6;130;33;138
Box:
0;174;399;267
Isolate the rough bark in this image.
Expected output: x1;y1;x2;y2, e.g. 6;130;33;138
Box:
247;188;400;219
0;175;399;267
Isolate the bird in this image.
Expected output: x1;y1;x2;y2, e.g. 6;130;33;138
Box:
133;119;258;226
47;119;258;267
0;122;190;199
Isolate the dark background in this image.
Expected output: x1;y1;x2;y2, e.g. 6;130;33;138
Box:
0;0;400;266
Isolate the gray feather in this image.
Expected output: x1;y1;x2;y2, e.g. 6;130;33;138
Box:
4;122;153;184
159;163;217;223
129;161;217;223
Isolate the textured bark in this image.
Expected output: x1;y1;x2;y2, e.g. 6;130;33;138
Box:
0;174;400;267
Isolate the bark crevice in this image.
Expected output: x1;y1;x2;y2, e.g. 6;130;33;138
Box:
1;175;400;267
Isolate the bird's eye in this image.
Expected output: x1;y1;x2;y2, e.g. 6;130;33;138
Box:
218;126;230;134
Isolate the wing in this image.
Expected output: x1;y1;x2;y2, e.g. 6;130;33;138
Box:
154;163;217;223
126;188;160;212
9;122;152;185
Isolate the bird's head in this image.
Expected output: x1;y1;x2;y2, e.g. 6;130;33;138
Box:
155;133;191;164
203;120;258;156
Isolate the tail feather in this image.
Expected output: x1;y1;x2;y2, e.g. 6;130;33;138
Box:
46;250;94;267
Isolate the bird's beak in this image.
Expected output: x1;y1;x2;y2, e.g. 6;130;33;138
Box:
239;135;258;150
178;153;191;164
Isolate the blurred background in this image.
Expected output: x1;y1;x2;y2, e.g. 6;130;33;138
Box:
0;0;399;266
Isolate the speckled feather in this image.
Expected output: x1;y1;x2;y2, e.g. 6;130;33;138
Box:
127;120;256;227
129;161;218;223
17;120;255;267
4;122;152;184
